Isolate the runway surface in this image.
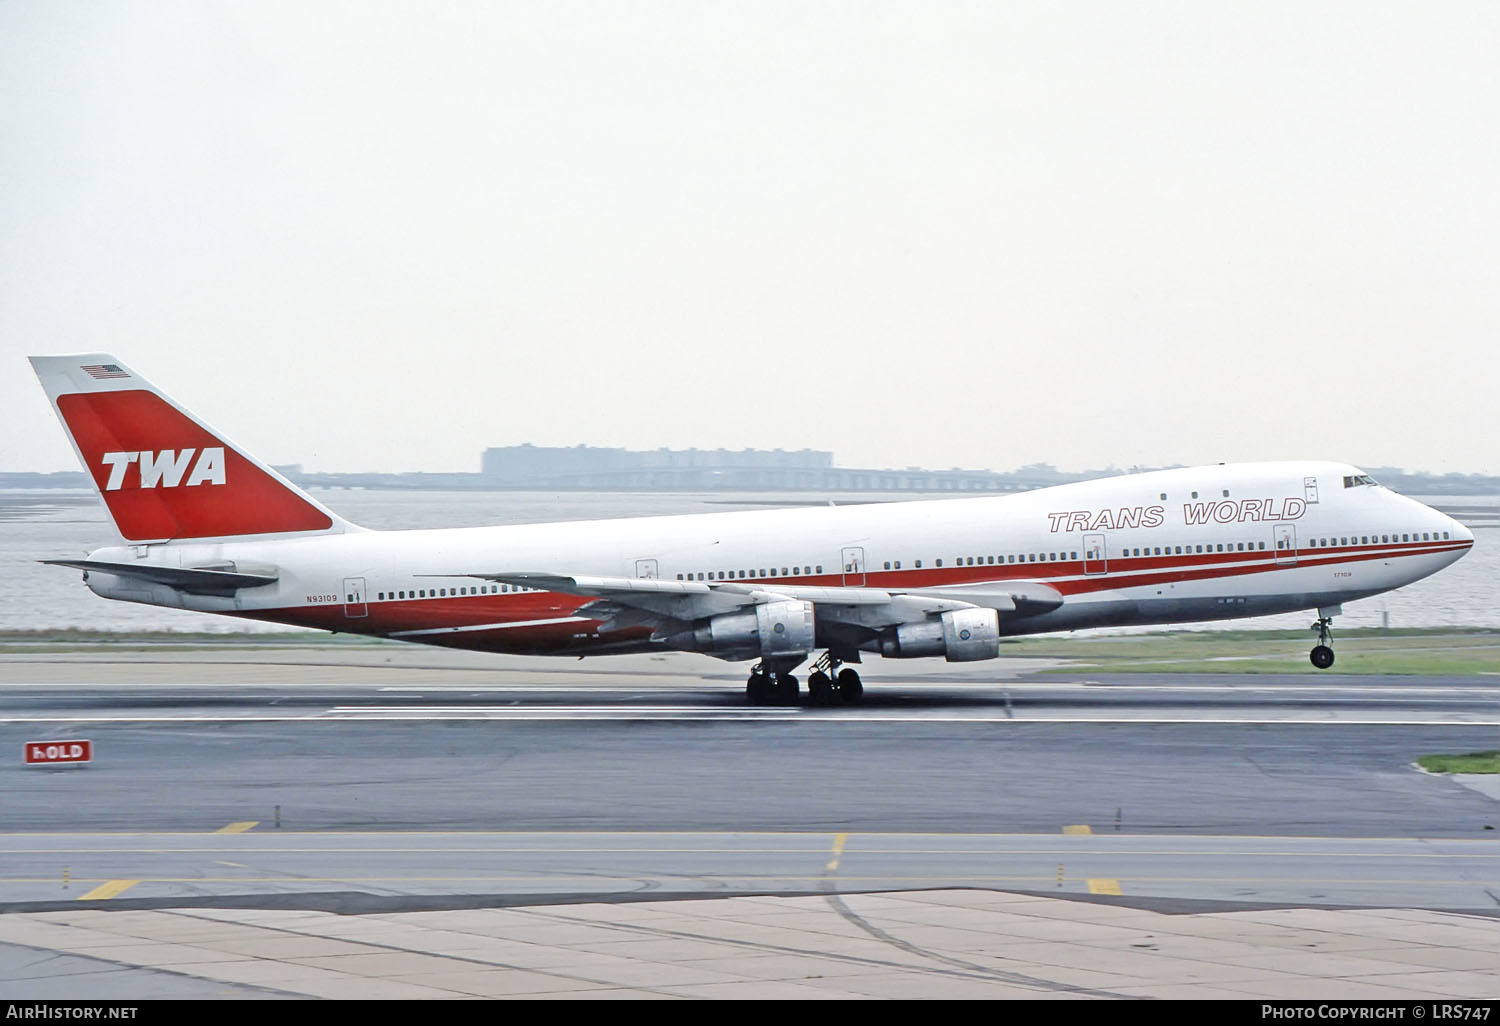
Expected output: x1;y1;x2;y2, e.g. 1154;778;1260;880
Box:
2;647;1498;914
1;831;1498;914
3;646;1499;998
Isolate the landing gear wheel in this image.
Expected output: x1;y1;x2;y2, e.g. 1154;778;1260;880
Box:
746;669;772;704
837;668;864;704
773;673;800;705
807;671;833;705
1309;616;1336;671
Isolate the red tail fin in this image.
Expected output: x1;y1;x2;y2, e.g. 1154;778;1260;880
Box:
30;355;353;542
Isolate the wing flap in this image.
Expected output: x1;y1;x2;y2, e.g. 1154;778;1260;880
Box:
442;572;1063;638
454;572;747;621
904;581;1064;617
446;571;991;630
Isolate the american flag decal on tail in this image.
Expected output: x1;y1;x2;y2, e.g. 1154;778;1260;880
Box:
82;364;129;380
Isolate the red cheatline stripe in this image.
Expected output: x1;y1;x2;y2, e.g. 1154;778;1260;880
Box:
240;539;1470;637
1055;545;1467;597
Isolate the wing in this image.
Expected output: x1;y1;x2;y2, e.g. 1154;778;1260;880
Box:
435;571;1062;639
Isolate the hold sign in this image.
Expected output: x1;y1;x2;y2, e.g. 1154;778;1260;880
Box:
25;740;92;765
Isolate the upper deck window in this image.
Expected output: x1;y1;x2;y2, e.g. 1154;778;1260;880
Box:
1343;474;1378;488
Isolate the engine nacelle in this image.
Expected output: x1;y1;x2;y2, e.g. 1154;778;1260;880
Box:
880;608;1000;662
688;599;816;660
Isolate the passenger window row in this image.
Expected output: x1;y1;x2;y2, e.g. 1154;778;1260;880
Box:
675;566;824;581
1121;543;1264;555
378;526;1456;599
1306;531;1449;547
947;552;1080;566
1115;529;1451;558
671;551;1099;579
375;585;523;601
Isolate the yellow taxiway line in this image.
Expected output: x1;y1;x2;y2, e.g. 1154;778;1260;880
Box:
76;879;139;901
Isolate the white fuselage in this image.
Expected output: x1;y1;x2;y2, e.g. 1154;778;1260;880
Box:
77;461;1473;658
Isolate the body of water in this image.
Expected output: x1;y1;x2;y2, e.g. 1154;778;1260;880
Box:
1;488;1494;635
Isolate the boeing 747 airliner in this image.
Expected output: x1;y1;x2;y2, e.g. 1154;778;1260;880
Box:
30;355;1474;704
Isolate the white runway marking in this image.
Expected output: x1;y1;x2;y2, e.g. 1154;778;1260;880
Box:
3;712;1500;726
5;681;1496;696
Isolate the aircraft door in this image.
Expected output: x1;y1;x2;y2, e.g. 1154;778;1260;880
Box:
1083;534;1107;575
1304;476;1320;504
634;558;659;579
1274;525;1298;566
841;546;866;586
343;577;368;618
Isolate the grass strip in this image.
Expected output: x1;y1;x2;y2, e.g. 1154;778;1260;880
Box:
1417;752;1500;774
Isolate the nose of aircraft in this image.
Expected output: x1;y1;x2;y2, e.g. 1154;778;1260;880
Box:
1451;516;1475;547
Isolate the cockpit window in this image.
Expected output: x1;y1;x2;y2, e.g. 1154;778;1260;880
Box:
1342;474;1378;488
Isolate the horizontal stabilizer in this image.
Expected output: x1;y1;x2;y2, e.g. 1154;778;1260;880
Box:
42;559;279;595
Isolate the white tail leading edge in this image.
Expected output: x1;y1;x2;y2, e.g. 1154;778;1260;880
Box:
31;353;1474;704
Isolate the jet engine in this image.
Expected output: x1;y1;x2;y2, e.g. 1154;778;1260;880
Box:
683;599;816;660
879;608;1000;662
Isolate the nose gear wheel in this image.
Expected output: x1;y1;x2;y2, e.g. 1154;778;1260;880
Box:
1310;616;1336;669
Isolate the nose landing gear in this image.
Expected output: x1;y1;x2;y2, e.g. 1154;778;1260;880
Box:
1310;616;1336;669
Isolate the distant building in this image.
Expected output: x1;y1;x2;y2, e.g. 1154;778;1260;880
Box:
480;444;841;490
10;453;1499;495
472;444;1031;491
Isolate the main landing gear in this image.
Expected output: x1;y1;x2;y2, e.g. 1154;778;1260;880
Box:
1310;616;1336;670
745;665;799;705
747;652;864;706
806;651;863;706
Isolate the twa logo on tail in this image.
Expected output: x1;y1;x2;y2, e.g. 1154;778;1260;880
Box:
29;354;347;540
102;448;226;491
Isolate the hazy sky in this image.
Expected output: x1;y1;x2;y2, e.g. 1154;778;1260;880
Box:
3;1;1497;477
